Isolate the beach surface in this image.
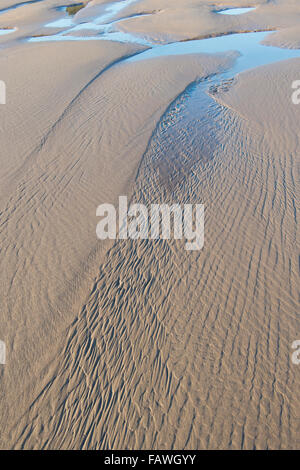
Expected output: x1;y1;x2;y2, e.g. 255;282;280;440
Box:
0;0;299;449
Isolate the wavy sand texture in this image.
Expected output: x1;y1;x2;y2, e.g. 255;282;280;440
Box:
0;0;299;450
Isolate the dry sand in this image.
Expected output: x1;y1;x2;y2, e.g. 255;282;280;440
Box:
0;0;299;449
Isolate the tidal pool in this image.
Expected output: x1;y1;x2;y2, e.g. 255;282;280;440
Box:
28;1;300;85
45;0;138;30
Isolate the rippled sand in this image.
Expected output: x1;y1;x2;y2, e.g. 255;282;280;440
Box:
0;0;299;449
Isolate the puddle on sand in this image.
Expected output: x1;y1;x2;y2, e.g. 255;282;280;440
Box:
129;28;300;189
218;8;256;15
45;17;74;28
127;30;300;164
30;30;148;45
127;29;300;180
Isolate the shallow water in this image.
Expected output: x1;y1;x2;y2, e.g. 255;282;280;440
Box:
45;18;74;28
45;0;138;30
28;1;300;86
0;28;16;35
37;0;149;44
218;8;255;16
128;31;300;75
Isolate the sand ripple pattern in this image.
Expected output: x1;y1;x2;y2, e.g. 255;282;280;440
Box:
9;63;300;449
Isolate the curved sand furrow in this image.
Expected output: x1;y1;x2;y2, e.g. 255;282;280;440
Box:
0;46;236;448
